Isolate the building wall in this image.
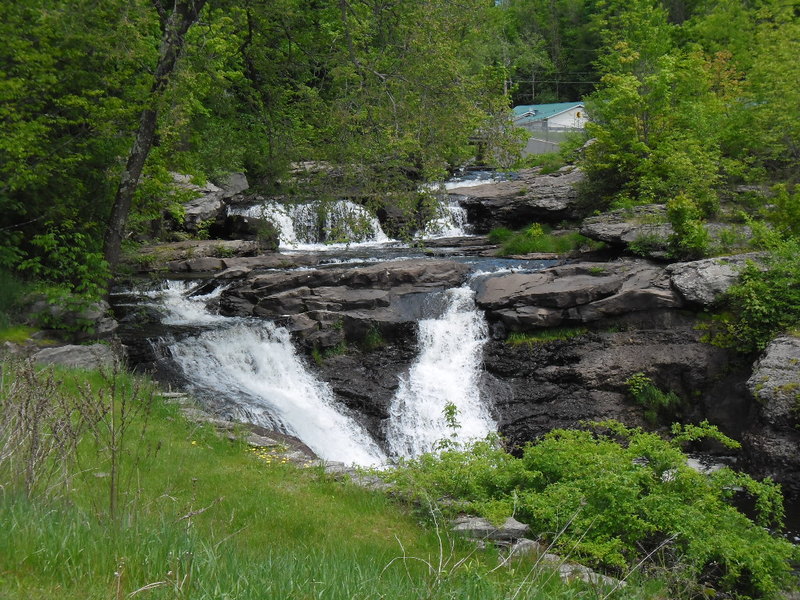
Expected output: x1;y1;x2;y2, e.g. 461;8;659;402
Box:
548;106;587;129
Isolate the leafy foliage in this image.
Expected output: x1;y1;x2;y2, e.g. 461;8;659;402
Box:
625;372;683;424
494;223;600;256
386;422;798;598
706;238;800;353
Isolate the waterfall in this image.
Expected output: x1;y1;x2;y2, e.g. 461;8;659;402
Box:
385;286;495;458
421;194;471;239
152;282;387;467
230;199;391;249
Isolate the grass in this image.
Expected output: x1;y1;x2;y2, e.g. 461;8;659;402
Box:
507;327;589;346
0;361;656;600
490;224;603;256
0;325;37;343
518;152;566;174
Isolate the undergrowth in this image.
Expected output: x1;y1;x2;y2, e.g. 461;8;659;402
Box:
490;223;602;256
507;327;589;346
384;423;799;599
0;359;649;600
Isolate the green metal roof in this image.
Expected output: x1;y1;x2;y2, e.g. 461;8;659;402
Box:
512;102;584;124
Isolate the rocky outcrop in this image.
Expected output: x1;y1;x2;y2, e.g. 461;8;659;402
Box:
172;172;249;233
25;298;118;340
220;259;471;347
453;167;583;232
313;341;418;435
475;259;681;331
580;205;753;258
33;344;118;370
666;253;764;307
452;516;530;542
484;320;754;445
580;205;672;256
453;517;624;588
743;335;800;493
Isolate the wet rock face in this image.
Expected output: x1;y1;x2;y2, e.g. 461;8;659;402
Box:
452;167;584;232
219;259;471;347
313;340;418;440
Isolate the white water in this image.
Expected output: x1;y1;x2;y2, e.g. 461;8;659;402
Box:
230;199;391;250
151;282;387;466
421;194;471;239
385;286;495;458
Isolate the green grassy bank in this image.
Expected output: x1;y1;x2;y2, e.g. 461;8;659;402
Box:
0;360;659;600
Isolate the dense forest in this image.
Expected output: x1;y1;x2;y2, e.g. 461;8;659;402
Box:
1;0;798;306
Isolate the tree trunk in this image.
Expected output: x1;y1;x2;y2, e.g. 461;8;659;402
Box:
103;0;207;267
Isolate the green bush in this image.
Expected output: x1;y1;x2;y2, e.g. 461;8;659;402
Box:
495;223;600;256
519;152;565;174
625;372;683;424
487;227;514;244
385;421;798;598
0;270;31;329
707;238;800;352
666;194;711;259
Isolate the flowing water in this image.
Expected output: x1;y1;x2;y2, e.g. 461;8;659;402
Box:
229;199;391;250
385;285;494;458
150;281;387;466
117;186;537;466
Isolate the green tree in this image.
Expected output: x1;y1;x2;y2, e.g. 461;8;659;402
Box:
0;0;154;290
104;0;208;267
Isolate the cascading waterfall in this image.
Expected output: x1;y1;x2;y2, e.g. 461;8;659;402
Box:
134;275;499;465
385;286;495;458
422;195;471;238
151;282;387;466
230;199;390;249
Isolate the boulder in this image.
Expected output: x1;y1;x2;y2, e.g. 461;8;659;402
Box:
33;344;117;370
580;205;672;255
741;335;800;493
667;253;765;307
452;516;531;542
25;298;118;340
475;259;682;331
219;172;249;195
453;167;584;232
747;334;800;427
171;172;250;233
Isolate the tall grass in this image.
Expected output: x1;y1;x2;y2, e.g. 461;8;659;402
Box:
490;224;603;256
0;361;655;599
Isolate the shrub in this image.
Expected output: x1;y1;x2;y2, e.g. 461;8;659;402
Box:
487;227;514;244
385;421;799;598
706;238;800;352
0;270;31;329
667;193;711;259
625;372;683;424
495;223;600;256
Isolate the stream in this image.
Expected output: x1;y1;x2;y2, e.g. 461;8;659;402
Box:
112;172;550;466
